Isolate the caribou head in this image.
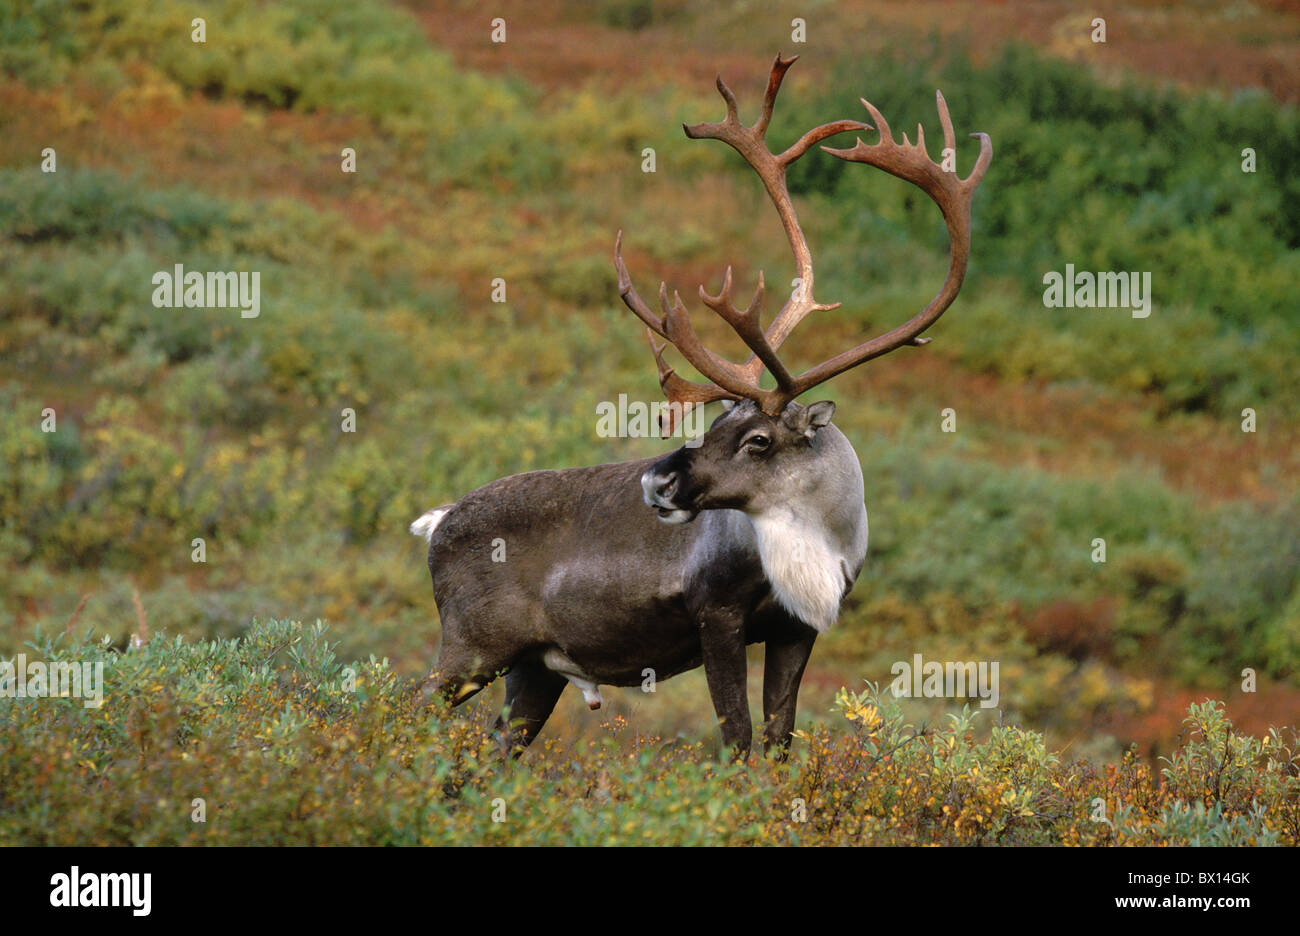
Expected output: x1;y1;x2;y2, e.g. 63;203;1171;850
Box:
619;52;989;536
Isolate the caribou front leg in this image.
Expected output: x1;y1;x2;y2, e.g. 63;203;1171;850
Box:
698;607;753;761
761;623;817;759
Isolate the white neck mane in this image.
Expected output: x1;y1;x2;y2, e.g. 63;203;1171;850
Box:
749;508;859;633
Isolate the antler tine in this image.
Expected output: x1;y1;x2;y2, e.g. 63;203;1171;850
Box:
714;74;741;125
858;98;894;146
697;269;795;393
660;283;772;401
642;327;736;436
614;230;667;337
645;329;735;403
755;54;798;138
937;90;957;158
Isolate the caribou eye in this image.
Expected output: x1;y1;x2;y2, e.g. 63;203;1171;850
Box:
743;433;771;453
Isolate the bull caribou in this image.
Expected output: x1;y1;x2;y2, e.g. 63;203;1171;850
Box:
412;55;991;758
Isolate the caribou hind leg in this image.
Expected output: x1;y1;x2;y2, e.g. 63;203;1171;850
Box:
494;663;567;756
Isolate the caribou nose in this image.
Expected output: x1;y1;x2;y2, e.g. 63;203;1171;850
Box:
657;472;679;501
641;468;678;507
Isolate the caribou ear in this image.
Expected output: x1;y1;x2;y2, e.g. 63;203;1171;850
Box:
806;400;836;429
719;399;736;411
783;400;836;440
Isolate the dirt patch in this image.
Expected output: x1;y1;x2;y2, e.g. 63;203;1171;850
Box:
405;0;1300;103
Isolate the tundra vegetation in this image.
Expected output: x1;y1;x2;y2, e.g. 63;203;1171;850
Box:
0;0;1297;844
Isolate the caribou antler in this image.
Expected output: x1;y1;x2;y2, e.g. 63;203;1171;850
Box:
615;54;991;431
613;52;864;422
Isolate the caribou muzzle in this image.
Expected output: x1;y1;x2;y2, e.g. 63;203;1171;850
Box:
641;459;700;524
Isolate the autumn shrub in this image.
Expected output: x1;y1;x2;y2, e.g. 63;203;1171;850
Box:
1;621;1294;845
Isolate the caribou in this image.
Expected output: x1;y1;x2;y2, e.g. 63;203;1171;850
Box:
412;55;991;759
